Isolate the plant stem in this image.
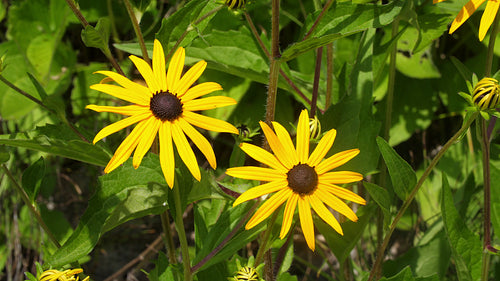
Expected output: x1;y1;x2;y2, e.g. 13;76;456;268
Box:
173;186;192;281
164;6;223;62
65;0;125;76
302;0;334;41
368;112;479;281
2;164;61;249
310;47;322;117
325;43;333;110
123;0;150;65
244;12;312;106
255;210;280;266
160;210;177;264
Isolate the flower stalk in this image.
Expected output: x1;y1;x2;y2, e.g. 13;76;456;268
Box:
368;111;479;280
173;185;192;281
123;0;150;65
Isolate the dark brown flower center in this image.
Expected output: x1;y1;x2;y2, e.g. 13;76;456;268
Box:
287;163;318;195
150;91;183;121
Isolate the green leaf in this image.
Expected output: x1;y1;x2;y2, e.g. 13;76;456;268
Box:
148;252;177;281
27;34;58;79
379;267;415;281
317;204;375;263
0;124;111;167
156;0;218;55
363;182;391;228
281;33;343;62
27;72;66;120
302;0;406;39
0;146;10;163
489;165;500;249
376;137;417;201
81;17;111;51
441;174;482;281
47;155;169;267
22;156;45;203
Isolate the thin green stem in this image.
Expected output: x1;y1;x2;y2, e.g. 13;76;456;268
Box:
482;250;492;281
480;119;493;281
254;210;280;266
2;164;61;249
173;186;192;281
485;12;500;77
368;112;479;281
164;6;223;62
65;0;125;76
123;0;150;65
160;210;177;264
265;60;281;125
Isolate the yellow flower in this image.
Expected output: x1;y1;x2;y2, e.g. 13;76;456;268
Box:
39;268;89;281
87;40;238;188
472;77;500;109
434;0;500;41
226;110;365;251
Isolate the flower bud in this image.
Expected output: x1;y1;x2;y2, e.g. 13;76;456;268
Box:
472;77;500;110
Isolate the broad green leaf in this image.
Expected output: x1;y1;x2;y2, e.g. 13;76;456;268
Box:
47;155;169;267
383;221;451;278
276;272;299;281
0;146;9;163
156;0;218;55
376;137;417;200
27;34;58;79
379;267;415;281
363;182;391;228
316;205;375;263
22;156;45;204
81;17;111;51
281;34;343;62
0;124;111;167
441;174;482;281
148;252;177;281
302;0;406;39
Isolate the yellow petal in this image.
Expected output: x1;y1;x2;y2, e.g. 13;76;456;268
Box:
449;0;486;34
129;55;160;93
316;188;358;222
104;119;149;172
153;39;167;91
315;149;360;174
318;171;363;184
433;0;447;3
308;129;336;167
298;196;315;251
182;111;239;134
133;117;161;168
94;70;152;101
272;121;298;165
183;96;237;111
167;47;185;93
233;179;288;206
280;192;298;239
246;188;291;229
181;82;223;102
85;104;149;116
93;111;151;143
479;0;500;41
90;83;150;106
178;117;216;169
309;194;343;235
317;182;366;205
174;60;207;96
260;121;295;169
296;109;310;163
239;143;288;172
226;166;287;181
159;122;175;188
171;120;200;181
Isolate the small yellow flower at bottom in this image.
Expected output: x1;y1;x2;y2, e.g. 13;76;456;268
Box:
434;0;500;41
39;268;89;281
226;109;365;251
86;39;238;188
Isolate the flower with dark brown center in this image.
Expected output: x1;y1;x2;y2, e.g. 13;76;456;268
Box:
150;91;183;121
287;163;318;195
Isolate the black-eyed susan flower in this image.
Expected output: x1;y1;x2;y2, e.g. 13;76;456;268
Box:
39;268;89;281
472;77;500;110
434;0;500;41
87;39;238;188
226;109;365;251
